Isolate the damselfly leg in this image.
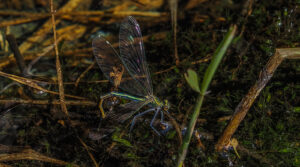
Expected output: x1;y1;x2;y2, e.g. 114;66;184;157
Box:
99;93;113;118
130;108;155;132
159;109;170;130
129;107;169;136
150;108;161;135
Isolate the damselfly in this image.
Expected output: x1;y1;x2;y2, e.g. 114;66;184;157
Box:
92;16;169;135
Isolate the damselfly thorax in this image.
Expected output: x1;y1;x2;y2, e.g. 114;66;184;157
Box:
145;95;169;111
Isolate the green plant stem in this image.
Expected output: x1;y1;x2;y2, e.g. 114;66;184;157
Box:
177;94;204;167
177;25;237;167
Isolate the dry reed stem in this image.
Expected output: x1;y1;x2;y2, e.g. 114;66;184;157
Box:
215;48;300;151
0;10;166;17
0;99;96;106
78;137;99;167
0;70;85;99
41;25;87;46
184;0;208;10
168;0;179;65
0;144;30;153
50;0;68;116
6;34;26;74
0;16;47;28
0;149;79;166
75;61;95;87
0;10;167;27
0;0;83;70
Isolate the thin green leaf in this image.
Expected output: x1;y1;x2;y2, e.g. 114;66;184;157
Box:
112;132;132;147
200;25;237;94
184;69;201;93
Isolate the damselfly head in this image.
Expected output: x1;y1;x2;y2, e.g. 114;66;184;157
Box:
163;99;170;111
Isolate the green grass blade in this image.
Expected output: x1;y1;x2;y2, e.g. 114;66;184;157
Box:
177;25;237;167
200;25;237;94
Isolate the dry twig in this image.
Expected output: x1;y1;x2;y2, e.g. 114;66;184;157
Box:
215;48;300;151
